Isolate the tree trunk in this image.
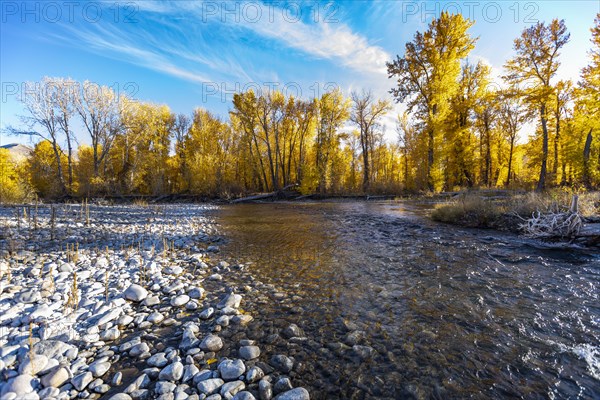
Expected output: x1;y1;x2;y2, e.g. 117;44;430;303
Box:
51;138;66;195
506;138;515;187
537;105;549;192
427;126;434;191
582;128;593;189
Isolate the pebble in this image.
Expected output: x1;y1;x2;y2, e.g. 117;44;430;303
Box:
218;359;246;381
1;374;35;396
273;388;310;400
159;361;184;381
197;378;224;395
124;284;148;302
72;371;93;391
200;335;223;352
171;295;190;307
270;355;294;373
221;380;245;398
239;346;260;360
89;360;111;377
40;366;70;388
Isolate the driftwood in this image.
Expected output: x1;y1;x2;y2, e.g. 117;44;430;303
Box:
518;194;583;238
231;184;299;204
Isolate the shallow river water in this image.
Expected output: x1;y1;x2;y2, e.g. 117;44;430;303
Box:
211;201;599;399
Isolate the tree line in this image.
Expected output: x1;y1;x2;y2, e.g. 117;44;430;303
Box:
1;13;598;202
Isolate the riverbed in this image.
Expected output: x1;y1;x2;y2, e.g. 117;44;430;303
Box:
211;201;600;399
0;201;598;399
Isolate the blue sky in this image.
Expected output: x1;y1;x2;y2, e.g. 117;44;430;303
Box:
1;0;599;146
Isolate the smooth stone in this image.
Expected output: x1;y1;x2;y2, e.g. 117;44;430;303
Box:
192;369;213;385
171;295;190;307
18;354;49;375
245;366;264;383
182;364;199;383
112;371;123;385
40;366;70;388
18;290;42;304
232;392;256;400
239;346;260;360
143;296;161;306
221;380;245;398
259;379;272;400
159;362;184;381
217;293;242;309
180;330;199;350
197;378;224;395
231;315;253;325
38;387;60;398
108;394;133;400
282;324;302;339
199;308;214;320
273;378;292;394
95;383;111;393
100;327;121;341
269;355;293;373
147;312;165;324
218;359;245;381
273;388;310;400
1;374;35;396
72;371;93;391
200;335;223;352
156;381;177;394
89;361;111;377
147;353;169;367
124;284;148;302
188;287;205;299
130;343;150;357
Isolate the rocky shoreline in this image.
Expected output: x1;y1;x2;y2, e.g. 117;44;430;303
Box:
0;204;310;400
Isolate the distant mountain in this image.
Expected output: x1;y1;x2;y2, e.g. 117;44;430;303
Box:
1;143;33;163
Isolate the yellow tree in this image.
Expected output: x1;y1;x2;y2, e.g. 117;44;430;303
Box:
497;89;529;187
504;19;570;191
350;90;391;192
0;148;31;203
577;14;600;188
445;61;489;188
387;12;477;191
27;140;67;198
313;89;350;194
184;109;233;195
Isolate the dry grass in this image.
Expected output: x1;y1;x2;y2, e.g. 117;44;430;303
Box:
431;190;600;232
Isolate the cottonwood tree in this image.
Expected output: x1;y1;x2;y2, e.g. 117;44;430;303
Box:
8;77;68;195
350;90;391;192
445;61;490;188
504;19;570;191
387;12;477;191
551;80;573;183
75;81;123;178
314;89;350;194
497;89;529;187
578;14;599;188
51;77;78;192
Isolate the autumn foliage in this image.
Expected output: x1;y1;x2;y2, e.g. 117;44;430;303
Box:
4;13;599;201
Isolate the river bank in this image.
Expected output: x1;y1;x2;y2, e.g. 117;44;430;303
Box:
0;204;311;400
2;201;599;399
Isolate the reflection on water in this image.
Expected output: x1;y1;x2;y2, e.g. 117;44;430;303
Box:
213;201;600;399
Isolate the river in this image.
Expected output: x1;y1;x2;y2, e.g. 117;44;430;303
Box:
211;201;600;399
